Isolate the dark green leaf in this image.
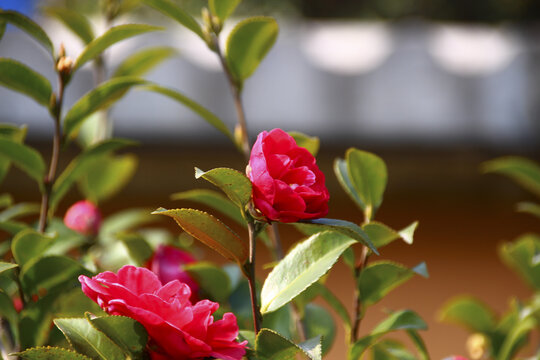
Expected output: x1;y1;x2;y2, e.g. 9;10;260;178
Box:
438;296;497;333
100;208;156;239
52;138;136;209
63;78;147;138
74;24;162;71
363;221;418;248
209;0;241;22
118;233;153;266
185;262;231;302
45;7;94;44
16;346;92;359
0;137;45;185
0;58;52;107
153;208;248;264
140;0;203;39
113;46;176;78
358;261;428;307
482;156;540;197
303;304;336;355
255;329;303;360
498;316;537;360
318;283;351;329
499;234;540;290
195;167;252;209
288;131;320;156
145;84;233;140
0;261;17;274
346;148;387;221
11;229;54;269
0;289;18;342
516;202;540;218
261;231;356;314
0;124;27;184
226;17;279;82
371;340;416;360
334;158;364;210
54;318;125;360
0;219;28;234
0;10;54;56
300;218;378;254
78;153;137;203
0;202;40;221
88;314;148;359
406;330;430;360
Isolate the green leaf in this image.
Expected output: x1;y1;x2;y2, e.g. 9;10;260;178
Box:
0;137;45;185
78;153;137;203
63;78;148;139
153;208;248;264
0;219;28;234
0;261;17;274
88;315;148;359
299;336;322;360
288;131;320;156
497;316;537;360
318;283;352;329
145;84;233;140
11;229;54;269
118;233;153;266
0;193;13;208
0;10;54;56
171;189;243;224
346;148;387;221
358;261;428;307
0;202;40;221
45;7;94;44
16;346;92;359
261;231;356;314
0;124;27;184
54;318;125;360
255;329;303;360
52;138;136;209
349;310;427;360
499;234;540;290
0;58;52;108
209;0;241;22
226;17;278;82
0;289;18;342
516;202;540;218
100;208;156;239
185;262;231;302
406;330;430;360
362;221;418;248
371;340;416;360
482;156;540;197
113;46;176;78
299;218;378;255
438;296;497;333
303;304;336;355
195;167;252;209
140;0;203;38
334;158;364;210
74;24;163;71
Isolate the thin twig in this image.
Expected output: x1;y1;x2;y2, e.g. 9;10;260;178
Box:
247;221;262;334
351;245;370;342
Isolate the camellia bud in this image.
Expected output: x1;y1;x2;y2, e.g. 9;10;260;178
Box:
58;42;66;58
56;56;73;75
466;333;489;360
64;200;102;236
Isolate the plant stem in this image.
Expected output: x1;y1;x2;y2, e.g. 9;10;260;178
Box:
38;76;64;233
247;221;262;334
350;245;370;343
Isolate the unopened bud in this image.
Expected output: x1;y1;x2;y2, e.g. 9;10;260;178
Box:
466;333;489;360
64;200;102;236
58;42;66;58
56;56;73;75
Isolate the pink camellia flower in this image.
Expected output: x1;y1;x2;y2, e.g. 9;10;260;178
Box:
63;200;102;235
79;265;246;360
146;245;200;302
247;128;329;223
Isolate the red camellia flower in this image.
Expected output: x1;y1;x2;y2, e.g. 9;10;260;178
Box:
63;200;102;235
146;245;200;302
79;266;246;360
247;128;329;223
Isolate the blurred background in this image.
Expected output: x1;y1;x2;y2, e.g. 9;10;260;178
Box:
1;0;540;358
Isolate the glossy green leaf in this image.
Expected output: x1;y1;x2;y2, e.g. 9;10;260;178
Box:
11;229;54;269
407;330;430;360
299;336;322;360
371;340;416;360
0;137;45;185
113;46;176;78
346;148;387;221
0;219;27;234
226;17;278;82
362;221;418;248
482;156;540;197
261;231;356;314
78;153;137;203
52;138;136;209
0;289;18;342
0;58;52;107
516;202;540;218
118;233;153;266
153;208;248;264
0;10;54;56
0;202;40;221
209;0;241;21
54;318;125;360
185;262;231;302
16;346;92;359
499;234;540;290
145;84;233;140
88;315;148;359
74;24;162;71
0;124;27;184
255;329;303;360
100;208;157;239
318;283;351;329
288;131;320;156
140;0;203;38
45;7;94;44
349;310;427;360
300;218;378;254
438;296;497;333
498;316;537;360
0;261;17;274
303;304;336;355
63;78;147;138
171;189;244;224
359;261;428;307
334;158;364;210
195;167;252;209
